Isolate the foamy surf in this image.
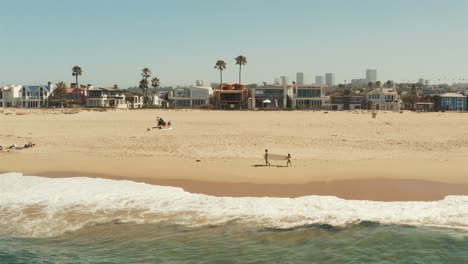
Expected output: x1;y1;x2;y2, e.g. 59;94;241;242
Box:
1;172;467;237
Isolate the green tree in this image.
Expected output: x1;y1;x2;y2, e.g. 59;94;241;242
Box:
55;81;67;108
72;66;82;88
375;81;381;87
140;67;152;105
151;77;160;92
235;55;247;84
214;60;226;88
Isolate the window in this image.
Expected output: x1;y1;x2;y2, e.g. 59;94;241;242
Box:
192;99;206;106
297;89;321;98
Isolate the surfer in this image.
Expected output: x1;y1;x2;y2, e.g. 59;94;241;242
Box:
264;149;271;166
287;153;292;167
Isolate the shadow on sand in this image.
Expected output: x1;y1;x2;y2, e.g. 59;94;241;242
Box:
251;164;288;168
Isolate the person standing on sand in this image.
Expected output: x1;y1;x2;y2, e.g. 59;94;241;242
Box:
287;153;292;167
264;149;271;166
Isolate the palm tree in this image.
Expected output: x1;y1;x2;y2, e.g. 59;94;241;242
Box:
72;66;82;88
235;55;247;84
55;81;67;108
214;60;226;88
140;68;152;105
151;77;160;92
139;79;149;105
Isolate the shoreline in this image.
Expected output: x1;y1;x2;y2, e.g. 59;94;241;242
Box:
2;169;468;202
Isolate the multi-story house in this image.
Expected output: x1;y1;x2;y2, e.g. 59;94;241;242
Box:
366;88;402;111
21;85;52;108
86;88;127;108
250;85;288;109
168;86;211;108
329;90;366;110
292;85;324;109
49;87;87;107
124;91;144;109
0;85;22;107
214;84;247;109
439;93;467;111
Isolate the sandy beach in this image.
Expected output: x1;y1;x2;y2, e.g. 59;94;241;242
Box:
1;108;467;201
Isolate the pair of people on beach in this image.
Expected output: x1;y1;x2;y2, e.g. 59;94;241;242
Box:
264;149;291;167
156;116;171;129
1;142;35;150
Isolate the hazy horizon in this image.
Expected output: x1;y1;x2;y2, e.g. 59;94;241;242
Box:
1;0;467;87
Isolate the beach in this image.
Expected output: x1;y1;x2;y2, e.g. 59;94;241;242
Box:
2;108;468;262
1;108;467;201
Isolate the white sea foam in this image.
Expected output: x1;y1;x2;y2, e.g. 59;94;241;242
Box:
1;172;467;237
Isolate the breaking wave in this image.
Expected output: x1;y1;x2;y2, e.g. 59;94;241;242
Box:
1;173;467;237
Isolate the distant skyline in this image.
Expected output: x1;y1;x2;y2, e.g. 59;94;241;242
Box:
1;0;467;87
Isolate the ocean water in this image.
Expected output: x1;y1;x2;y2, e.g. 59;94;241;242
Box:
1;173;467;263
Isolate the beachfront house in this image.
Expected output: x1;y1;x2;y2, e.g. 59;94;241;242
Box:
20;84;53;108
250;85;288;109
329;90;366;110
214;84;248;110
167;86;211;108
147;93;164;107
292;85;324;109
49;87;87;107
124;91;144;109
86;88;127;108
439;93;467;111
366;88;402;111
0;85;22;107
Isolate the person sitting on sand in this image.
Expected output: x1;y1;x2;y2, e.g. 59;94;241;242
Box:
156;116;165;129
7;144;17;150
264;149;271;166
286;153;292;167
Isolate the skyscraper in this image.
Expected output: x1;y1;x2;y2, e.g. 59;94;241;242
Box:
296;72;304;85
280;76;289;86
315;75;324;85
325;73;335;86
366;69;377;83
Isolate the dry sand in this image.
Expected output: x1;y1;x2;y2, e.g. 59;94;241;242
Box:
1;108;467;201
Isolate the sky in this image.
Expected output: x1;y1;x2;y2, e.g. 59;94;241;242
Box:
1;0;467;87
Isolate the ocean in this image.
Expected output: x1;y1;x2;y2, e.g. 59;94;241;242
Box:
1;173;467;263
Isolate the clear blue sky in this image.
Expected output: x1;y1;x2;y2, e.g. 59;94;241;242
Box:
1;0;467;87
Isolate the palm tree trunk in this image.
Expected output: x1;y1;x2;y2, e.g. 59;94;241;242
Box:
220;70;223;88
76;75;78;88
239;65;242;84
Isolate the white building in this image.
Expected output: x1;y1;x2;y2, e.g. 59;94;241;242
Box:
168;86;211;108
0;85;22;107
315;75;324;85
325;73;335;86
366;88;402;111
20;85;53;108
366;69;377;83
293;85;324;109
86;88;127;108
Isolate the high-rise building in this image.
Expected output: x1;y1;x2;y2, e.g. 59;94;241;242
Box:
366;69;377;83
418;78;424;84
280;76;289;86
274;76;289;86
315;75;324;85
325;73;335;86
296;72;304;85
